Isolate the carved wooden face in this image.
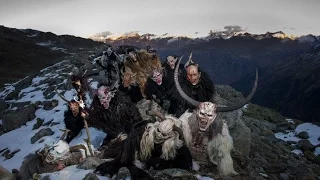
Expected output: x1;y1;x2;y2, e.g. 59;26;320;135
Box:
151;69;163;85
196;102;217;131
167;56;177;69
68;101;80;117
98;86;116;109
186;65;201;85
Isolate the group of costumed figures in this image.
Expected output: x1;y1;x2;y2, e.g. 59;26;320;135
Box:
13;45;258;180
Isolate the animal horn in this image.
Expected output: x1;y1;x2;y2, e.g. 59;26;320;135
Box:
174;56;201;107
55;87;69;103
216;69;259;112
59;129;70;140
147;110;165;121
184;53;194;69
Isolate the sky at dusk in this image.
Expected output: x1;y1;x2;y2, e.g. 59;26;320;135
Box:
0;0;319;38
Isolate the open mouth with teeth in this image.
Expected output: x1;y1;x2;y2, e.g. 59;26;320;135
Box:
199;119;208;131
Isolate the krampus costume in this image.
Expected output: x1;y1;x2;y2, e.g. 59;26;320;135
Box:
94;112;193;180
176;53;215;116
97;47;124;84
17;132;86;180
174;56;259;176
145;66;169;109
87;77;143;145
119;66;143;104
162;55;186;115
123;48;162;97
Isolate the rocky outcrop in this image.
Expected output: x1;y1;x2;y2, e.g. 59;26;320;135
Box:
2;104;37;132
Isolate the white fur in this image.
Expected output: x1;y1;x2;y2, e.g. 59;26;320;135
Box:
192;160;200;171
207;120;238;176
140;116;190;161
166;114;192;147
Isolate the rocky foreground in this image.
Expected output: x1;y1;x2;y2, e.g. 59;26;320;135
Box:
0;51;320;180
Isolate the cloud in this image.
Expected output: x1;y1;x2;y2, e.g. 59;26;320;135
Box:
209;25;247;37
90;31;113;38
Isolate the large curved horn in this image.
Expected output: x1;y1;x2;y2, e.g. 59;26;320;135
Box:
55;87;70;103
216;69;259;112
174;56;201;107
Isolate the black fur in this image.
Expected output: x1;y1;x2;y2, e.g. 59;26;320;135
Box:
145;78;168;107
63;106;84;143
94;120;193;179
119;83;144;104
87;90;142;145
176;70;215;117
162;62;186;115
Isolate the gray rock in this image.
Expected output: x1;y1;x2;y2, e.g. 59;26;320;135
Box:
2;104;37;132
297;131;309;139
32;118;44;130
279;173;289;180
298;140;315;152
77;157;105;170
82;173;99;180
31;128;54;144
0;99;7;112
115;167;130;180
150;168;198;180
230;118;251;156
304;150;316;161
314;155;320;165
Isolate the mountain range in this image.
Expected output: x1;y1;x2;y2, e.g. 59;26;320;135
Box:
1;25;320;122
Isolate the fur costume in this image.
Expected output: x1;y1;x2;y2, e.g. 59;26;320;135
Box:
174;56;259;176
144;67;168;108
97;47;124;82
63;101;85;143
123;49;162;97
17;140;85;180
87;80;143;145
94;114;192;179
162;56;186;115
70;67;91;103
176;54;215;117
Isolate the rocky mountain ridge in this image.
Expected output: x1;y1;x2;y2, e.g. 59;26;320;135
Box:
0;50;319;180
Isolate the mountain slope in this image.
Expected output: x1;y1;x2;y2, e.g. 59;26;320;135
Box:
232;43;320;122
0;25;104;88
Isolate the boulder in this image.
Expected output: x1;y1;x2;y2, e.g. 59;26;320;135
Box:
2;104;37;132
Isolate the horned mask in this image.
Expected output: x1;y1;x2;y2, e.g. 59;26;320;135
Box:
151;68;163;85
185;53;201;85
69;100;80;117
97;85;116;109
41;140;71;164
167;55;178;69
174;55;259;132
